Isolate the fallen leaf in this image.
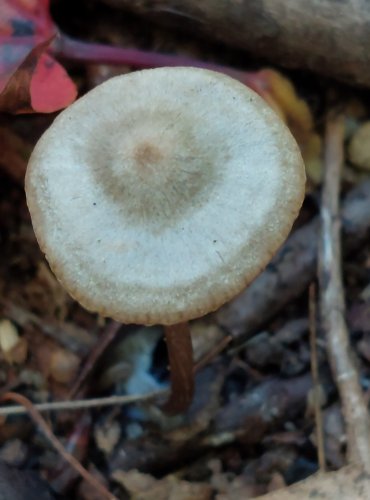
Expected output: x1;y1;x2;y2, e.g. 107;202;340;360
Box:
0;319;19;353
0;0;77;113
256;464;370;499
94;419;121;455
49;347;80;384
0;319;27;364
112;469;212;500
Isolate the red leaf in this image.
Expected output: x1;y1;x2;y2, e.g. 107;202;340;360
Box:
0;37;77;114
0;0;77;113
30;50;77;113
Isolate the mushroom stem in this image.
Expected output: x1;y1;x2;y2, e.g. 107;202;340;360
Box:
161;322;194;415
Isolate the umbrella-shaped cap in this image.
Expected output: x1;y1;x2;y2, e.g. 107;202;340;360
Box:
26;67;305;325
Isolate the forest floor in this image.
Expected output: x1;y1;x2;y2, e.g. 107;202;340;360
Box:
1;1;370;498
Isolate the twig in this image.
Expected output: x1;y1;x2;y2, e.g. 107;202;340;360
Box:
0;390;166;416
68;321;121;399
55;34;271;102
309;283;325;472
318;112;370;469
0;332;231;417
193;334;232;373
0;392;117;500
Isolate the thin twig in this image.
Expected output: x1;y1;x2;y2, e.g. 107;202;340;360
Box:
55;34;270;102
309;283;326;472
318;112;370;469
0;393;118;500
193;334;232;373
0;390;166;416
68;321;121;399
0;333;231;417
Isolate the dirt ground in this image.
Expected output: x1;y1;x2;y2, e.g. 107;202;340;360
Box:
2;0;370;498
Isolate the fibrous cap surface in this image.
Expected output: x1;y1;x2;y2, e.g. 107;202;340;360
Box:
26;67;305;325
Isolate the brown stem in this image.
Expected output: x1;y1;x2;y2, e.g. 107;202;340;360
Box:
161;322;194;415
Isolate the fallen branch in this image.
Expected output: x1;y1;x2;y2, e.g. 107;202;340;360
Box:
101;0;370;87
217;179;370;341
318;113;370;469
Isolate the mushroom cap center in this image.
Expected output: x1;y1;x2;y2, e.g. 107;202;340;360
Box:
134;141;163;168
88;110;219;227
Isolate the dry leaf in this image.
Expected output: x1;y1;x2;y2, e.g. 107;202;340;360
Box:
94;419;121;455
0;319;27;364
112;469;212;500
0;319;19;353
256;464;370;499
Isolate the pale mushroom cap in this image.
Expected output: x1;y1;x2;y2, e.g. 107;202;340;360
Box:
25;67;305;325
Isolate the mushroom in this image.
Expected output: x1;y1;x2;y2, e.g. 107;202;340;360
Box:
25;67;306;413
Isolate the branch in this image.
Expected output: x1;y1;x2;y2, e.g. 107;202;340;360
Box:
100;0;370;87
318;113;370;469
